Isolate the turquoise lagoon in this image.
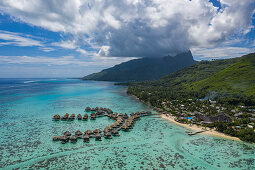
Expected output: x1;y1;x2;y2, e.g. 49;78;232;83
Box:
0;78;254;169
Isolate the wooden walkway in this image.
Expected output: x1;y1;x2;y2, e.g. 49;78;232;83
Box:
186;130;206;136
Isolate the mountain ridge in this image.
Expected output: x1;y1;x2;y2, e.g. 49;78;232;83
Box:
83;51;197;81
127;52;255;105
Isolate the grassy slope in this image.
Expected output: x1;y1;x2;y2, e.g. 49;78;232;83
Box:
188;53;255;96
128;53;255;105
151;57;241;89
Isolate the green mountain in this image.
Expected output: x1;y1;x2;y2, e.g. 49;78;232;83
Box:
83;51;197;81
188;53;255;97
127;52;255;105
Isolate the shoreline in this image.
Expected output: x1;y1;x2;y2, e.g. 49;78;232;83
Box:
161;114;241;141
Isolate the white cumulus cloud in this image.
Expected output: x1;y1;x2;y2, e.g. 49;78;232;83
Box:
0;0;254;58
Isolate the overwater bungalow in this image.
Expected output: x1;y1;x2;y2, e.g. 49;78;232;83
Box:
84;130;92;135
91;108;97;112
97;109;104;115
83;114;88;120
104;132;112;139
64;131;71;136
106;109;113;114
112;115;118;120
112;130;120;136
122;125;129;131
70;135;77;143
117;117;123;121
95;133;102;141
111;123;118;128
146;111;152;115
90;113;96;120
61;113;69;120
85;107;91;112
126;122;133;128
123;113;129;119
59;136;69;144
93;129;102;134
104;127;110;133
53;114;60;120
52;136;62;141
75;130;83;138
114;121;121;127
83;134;90;143
69;114;75;120
77;114;82;120
106;126;113;131
118;113;123;117
107;113;112;118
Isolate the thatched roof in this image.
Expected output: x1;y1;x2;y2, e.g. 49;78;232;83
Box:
123;114;129;119
70;135;77;140
104;132;111;136
85;130;93;135
53;114;60;119
85;107;91;111
64;131;71;136
106;126;113;130
91;108;97;111
112;130;119;134
93;129;102;133
95;133;101;137
75;130;83;136
83;134;89;139
59;136;68;141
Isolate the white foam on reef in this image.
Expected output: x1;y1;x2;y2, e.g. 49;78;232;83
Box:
23;80;37;84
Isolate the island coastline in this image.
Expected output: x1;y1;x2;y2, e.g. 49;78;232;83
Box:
161;114;241;141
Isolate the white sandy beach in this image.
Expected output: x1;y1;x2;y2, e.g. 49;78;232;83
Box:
161;114;241;141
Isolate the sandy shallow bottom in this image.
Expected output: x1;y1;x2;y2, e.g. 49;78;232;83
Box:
1;78;255;169
161;114;241;141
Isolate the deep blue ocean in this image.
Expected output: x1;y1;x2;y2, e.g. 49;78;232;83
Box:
0;78;254;169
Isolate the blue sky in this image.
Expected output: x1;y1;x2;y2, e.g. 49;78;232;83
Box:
0;0;254;78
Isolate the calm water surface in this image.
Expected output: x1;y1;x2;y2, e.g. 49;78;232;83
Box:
0;78;254;169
